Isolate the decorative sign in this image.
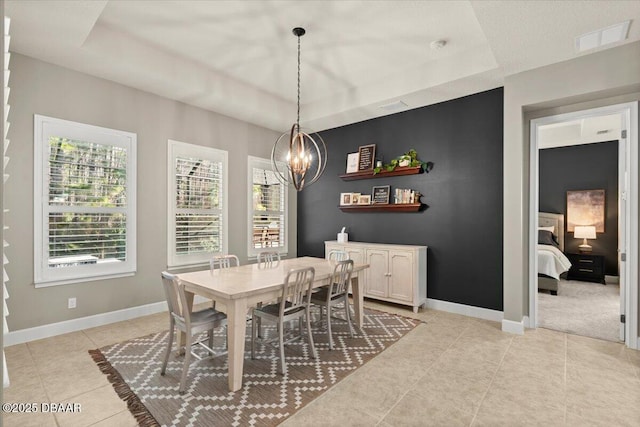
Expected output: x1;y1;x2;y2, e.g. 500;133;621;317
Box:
346;152;359;173
372;185;390;204
358;144;376;171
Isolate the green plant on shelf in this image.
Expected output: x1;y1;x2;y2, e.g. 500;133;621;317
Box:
373;148;429;174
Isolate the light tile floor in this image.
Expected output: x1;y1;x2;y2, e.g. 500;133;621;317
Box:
3;301;640;427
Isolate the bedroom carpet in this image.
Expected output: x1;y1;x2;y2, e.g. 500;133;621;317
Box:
538;279;620;342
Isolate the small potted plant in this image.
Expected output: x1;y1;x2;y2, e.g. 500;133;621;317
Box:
373;149;428;174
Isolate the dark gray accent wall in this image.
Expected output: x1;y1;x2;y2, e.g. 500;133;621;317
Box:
298;88;504;311
539;141;619;275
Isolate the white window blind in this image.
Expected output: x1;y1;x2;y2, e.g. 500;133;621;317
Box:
34;115;137;286
168;140;227;267
248;156;287;257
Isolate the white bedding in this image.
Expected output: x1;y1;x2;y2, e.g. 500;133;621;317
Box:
538;244;572;280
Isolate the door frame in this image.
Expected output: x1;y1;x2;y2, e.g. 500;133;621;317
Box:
529;101;638;349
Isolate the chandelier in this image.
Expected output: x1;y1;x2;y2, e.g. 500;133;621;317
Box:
271;27;327;191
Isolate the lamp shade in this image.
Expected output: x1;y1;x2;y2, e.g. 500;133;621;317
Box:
574;225;596;239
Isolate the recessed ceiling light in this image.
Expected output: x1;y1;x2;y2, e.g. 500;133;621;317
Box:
430;39;447;50
378;100;408;111
575;20;631;52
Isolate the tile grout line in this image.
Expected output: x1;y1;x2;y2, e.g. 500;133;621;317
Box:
467;332;515;427
623;348;640;383
23;342;60;427
374;317;472;426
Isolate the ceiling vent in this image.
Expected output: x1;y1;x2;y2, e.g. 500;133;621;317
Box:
596;130;610;135
378;100;408;112
575;20;631;52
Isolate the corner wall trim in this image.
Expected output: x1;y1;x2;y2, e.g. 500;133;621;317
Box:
425;298;503;322
3;300;168;347
502;318;525;335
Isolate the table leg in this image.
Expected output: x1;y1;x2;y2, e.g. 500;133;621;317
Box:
351;276;364;328
227;298;248;392
177;291;195;355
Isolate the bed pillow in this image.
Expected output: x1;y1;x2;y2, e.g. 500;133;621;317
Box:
538;230;560;248
538;226;555;234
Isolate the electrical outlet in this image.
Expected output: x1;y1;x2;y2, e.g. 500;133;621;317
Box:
68;297;76;309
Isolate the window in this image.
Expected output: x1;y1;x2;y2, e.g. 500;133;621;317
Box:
248;156;287;257
168;140;227;268
34;115;137;286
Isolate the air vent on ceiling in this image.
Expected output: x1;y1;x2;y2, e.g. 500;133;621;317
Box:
575;20;631;52
378;100;408;112
596;130;610;135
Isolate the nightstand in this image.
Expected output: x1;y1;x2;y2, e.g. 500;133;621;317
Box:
566;253;605;284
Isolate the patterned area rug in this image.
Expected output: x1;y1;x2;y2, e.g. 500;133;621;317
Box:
89;307;418;426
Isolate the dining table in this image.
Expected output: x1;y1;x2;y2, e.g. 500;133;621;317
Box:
176;256;370;392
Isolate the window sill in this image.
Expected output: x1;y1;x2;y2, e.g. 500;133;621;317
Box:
34;272;135;288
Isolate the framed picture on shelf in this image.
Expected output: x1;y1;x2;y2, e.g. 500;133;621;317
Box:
372;185;390;204
340;192;354;206
357;194;371;205
346;152;359;173
358;144;376;171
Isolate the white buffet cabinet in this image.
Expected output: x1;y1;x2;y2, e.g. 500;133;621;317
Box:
325;241;427;313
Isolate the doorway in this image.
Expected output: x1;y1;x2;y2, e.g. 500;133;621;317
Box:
529;102;638;349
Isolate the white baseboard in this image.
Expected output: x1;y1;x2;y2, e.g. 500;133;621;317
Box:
523;315;531;328
4;301;168;347
426;298;503;323
605;275;620;284
501;318;525;335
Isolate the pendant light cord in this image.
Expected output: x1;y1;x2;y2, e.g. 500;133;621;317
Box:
296;34;301;130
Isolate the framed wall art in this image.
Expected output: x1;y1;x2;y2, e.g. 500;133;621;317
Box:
340;192;354;206
566;189;605;232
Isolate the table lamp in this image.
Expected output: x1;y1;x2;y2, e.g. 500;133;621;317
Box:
574;225;596;253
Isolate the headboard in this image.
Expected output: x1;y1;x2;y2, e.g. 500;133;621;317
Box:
539;212;565;251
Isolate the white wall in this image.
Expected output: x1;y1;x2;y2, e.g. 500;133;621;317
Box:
5;53;295;331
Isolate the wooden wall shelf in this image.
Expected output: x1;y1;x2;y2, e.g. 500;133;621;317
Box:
339;203;422;213
339;166;422;181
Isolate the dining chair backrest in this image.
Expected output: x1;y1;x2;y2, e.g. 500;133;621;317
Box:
161;271;193;326
257;251;281;268
280;267;315;317
161;271;182;318
327;249;349;261
210;254;240;271
330;260;354;297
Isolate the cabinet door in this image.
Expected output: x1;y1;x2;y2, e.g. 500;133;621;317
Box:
365;249;388;298
388;250;414;302
346;248;365;265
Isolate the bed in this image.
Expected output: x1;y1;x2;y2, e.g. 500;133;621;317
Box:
538;212;572;295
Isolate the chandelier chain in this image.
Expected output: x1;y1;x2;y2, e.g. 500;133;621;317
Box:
296;33;301;129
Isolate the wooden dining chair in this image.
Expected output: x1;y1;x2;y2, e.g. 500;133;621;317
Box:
310;260;355;350
250;266;318;375
257;251;281;268
159;272;227;394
